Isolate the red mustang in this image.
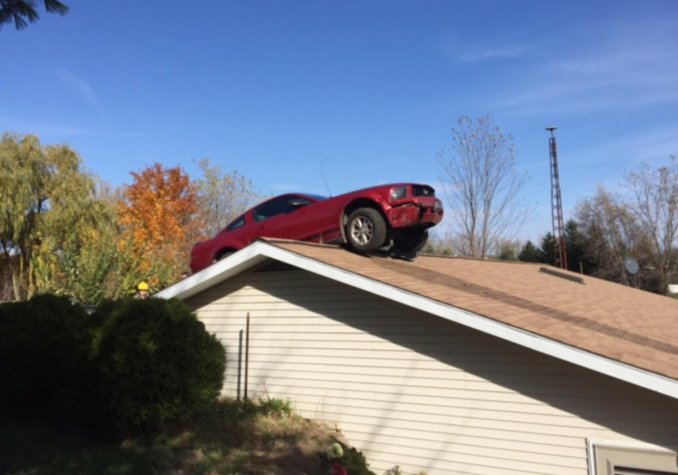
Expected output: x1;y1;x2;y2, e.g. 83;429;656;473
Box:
189;183;443;273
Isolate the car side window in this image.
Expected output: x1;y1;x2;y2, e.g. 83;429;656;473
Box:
254;197;290;222
254;196;312;222
225;215;245;231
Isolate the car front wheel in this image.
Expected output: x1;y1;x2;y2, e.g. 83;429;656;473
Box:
346;208;387;252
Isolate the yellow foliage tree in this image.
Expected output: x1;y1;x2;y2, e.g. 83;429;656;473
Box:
117;163;200;292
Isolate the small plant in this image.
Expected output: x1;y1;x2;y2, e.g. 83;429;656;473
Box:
247;397;293;417
327;441;344;460
323;439;375;475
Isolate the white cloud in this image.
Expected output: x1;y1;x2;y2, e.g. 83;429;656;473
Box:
503;88;678;118
56;69;98;107
573;125;678;169
441;33;529;64
0;113;94;137
54;68;114;128
458;45;527;63
268;183;299;192
495;17;678;116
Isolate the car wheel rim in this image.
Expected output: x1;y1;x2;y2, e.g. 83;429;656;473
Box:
350;216;373;245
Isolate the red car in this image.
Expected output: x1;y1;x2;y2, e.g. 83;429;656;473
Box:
189;183;444;273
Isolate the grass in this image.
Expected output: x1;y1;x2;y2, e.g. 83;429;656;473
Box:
0;398;350;475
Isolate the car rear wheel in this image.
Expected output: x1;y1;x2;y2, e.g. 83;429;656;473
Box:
215;250;235;262
346;208;387;252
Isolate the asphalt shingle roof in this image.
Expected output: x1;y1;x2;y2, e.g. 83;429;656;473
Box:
268;240;678;381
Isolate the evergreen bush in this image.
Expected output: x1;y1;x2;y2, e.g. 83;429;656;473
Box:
92;298;225;435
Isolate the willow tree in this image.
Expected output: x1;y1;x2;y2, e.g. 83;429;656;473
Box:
0;133;105;301
34;180;122;304
438;115;530;258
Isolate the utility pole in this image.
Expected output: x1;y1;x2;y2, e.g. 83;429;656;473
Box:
547;127;568;270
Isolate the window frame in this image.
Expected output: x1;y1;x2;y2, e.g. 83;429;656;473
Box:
588;439;678;475
253;196;290;222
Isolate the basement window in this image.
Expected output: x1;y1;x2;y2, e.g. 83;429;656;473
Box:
589;441;678;475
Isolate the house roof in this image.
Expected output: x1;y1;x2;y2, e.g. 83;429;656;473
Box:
158;239;678;399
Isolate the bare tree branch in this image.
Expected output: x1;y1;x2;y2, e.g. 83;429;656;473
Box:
625;156;678;290
438;115;530;258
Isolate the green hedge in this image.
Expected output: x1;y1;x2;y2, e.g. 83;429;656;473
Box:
0;295;226;437
0;295;92;421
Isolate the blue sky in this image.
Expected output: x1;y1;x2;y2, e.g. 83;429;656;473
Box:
3;0;678;242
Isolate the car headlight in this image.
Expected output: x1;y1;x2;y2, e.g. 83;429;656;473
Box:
390;186;408;202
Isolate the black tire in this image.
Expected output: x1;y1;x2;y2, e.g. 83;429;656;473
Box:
216;250;235;261
346;207;388;252
393;228;429;254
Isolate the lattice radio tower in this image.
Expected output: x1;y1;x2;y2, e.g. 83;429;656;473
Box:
547;127;568;270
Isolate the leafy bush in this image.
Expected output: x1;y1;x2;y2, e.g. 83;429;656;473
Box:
0;295;92;420
92;298;226;435
339;441;375;475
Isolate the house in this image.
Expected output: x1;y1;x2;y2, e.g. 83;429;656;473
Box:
158;239;678;475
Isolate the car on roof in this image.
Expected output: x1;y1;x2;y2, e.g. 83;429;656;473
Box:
189;183;444;273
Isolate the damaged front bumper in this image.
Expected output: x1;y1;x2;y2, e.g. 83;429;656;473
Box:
387;198;444;229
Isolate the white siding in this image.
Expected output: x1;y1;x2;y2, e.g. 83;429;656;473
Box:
186;268;678;475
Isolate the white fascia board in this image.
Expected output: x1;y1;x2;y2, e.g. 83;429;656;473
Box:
158;241;678;400
155;244;269;300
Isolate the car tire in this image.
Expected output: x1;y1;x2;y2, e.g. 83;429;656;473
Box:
346;208;387;252
216;250;235;261
393;228;429;254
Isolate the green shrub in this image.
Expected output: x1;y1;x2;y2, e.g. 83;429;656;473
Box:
339;441;375;475
92;298;226;435
0;295;92;420
243;397;292;417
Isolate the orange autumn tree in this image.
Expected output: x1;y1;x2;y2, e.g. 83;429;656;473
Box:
117;163;202;292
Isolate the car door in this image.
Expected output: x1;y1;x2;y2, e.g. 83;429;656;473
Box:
305;197;344;242
253;195;318;241
274;195;322;240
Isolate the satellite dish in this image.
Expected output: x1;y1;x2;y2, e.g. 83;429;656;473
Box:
624;256;639;275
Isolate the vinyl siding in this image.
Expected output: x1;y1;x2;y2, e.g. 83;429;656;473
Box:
186;268;678;475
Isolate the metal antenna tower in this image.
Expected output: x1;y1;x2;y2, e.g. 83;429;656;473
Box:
547;127;568;270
